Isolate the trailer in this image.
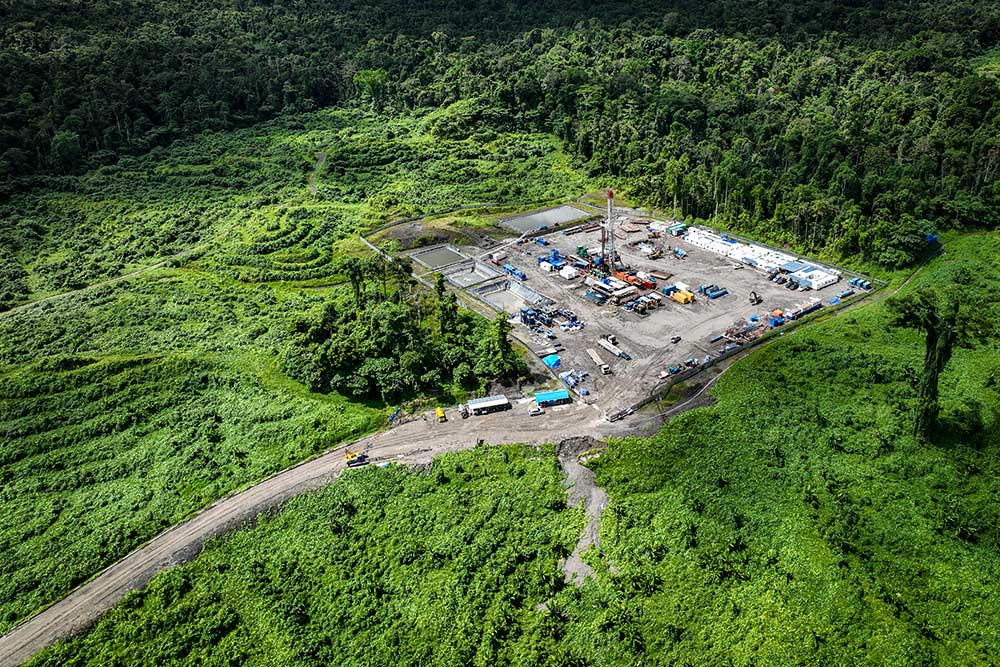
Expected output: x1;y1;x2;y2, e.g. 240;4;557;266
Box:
467;395;512;416
598;337;631;360
586;348;612;374
535;389;572;408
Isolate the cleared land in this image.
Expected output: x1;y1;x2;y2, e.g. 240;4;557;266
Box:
413;205;874;416
17;234;1000;667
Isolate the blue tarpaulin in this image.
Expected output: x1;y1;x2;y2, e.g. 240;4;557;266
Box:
542;355;561;369
535;389;571;406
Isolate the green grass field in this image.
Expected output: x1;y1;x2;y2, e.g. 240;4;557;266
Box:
27;233;1000;665
28;445;579;667
0;106;587;633
1;106;585;305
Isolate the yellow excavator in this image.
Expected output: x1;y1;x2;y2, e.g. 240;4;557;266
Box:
345;448;369;468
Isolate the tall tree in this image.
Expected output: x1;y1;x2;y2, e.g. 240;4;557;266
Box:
887;287;993;439
344;258;364;314
474;316;522;382
434;273;457;338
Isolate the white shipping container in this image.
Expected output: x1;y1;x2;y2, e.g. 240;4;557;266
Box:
559;266;579;280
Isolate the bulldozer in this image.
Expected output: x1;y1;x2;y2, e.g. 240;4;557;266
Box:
748;291;763;305
345;448;369;468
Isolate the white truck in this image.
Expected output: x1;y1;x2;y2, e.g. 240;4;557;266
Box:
597;336;631;361
586;348;612;374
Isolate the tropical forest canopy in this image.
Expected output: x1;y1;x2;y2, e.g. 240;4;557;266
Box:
0;1;999;664
2;0;999;268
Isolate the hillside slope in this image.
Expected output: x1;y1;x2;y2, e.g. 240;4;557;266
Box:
27;233;999;666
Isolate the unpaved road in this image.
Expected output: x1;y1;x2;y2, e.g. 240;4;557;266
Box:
557;437;610;584
0;401;628;666
0;229;935;665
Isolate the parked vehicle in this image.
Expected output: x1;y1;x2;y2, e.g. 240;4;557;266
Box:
345;448;369;468
529;406;545;416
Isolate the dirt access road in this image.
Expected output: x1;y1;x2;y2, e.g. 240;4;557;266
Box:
0;401;631;667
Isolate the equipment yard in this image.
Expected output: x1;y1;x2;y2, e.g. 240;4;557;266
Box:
406;194;877;417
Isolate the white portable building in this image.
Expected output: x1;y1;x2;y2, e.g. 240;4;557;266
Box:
559;266;579;280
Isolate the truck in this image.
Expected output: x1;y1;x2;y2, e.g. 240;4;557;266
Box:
345;448;369;468
586;348;612;374
598;336;631;360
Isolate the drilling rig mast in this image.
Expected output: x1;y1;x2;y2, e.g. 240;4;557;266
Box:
604;189;616;271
